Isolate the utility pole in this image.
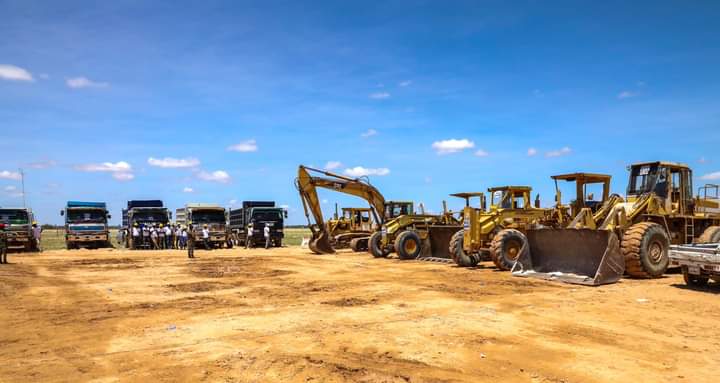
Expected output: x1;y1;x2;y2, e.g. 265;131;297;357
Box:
19;168;26;208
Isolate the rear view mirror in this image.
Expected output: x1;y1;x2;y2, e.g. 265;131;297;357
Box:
107;214;112;219
60;210;64;216
284;210;288;219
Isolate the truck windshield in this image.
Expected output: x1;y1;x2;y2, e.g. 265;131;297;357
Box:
132;211;168;223
252;210;282;221
628;164;661;196
67;209;106;223
192;210;226;223
0;209;29;224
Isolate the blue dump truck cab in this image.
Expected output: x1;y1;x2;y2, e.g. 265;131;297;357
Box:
229;201;287;247
0;207;37;252
122;200;171;249
61;201;112;249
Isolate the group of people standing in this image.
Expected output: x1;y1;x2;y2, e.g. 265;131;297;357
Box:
126;223;191;250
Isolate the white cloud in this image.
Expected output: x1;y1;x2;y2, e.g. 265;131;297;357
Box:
369;92;390;100
0;64;34;82
66;76;109;89
183;187;194;193
197;170;231;183
74;161;134;181
4;185;16;192
699;157;707;164
618;91;637;99
39;73;49;79
229;199;238;206
3;185;23;198
431;138;475;154
227;139;258;153
701;172;720;181
147;157;200;168
545;147;572;158
112;172;134;181
324;161;343;170
527;148;538;156
361;128;378;138
344;166;390;177
399;80;412;87
475;149;489;157
0;170;22;180
280;204;289;209
321;199;328;204
27;160;56;169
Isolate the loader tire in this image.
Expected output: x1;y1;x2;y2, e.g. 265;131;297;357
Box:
621;222;669;278
698;226;720;244
395;231;422;260
489;229;527;271
369;232;389;258
682;266;709;287
349;238;367;252
449;229;478;267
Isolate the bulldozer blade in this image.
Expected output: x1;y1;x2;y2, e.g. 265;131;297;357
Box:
421;225;461;259
512;229;625;286
309;232;335;254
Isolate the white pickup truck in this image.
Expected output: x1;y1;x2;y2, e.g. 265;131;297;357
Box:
669;243;720;287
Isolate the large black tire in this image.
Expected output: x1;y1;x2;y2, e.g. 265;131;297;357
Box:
369;232;389;258
394;231;422;260
489;229;527;271
698;226;720;244
449;229;479;267
275;238;282;248
349;238;363;252
621;222;670;278
682;266;709;287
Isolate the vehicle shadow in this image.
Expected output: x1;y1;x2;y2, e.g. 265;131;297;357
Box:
671;283;720;294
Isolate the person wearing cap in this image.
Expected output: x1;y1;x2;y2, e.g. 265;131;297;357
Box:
164;224;172;249
264;223;271;249
202;224;211;250
187;223;195;258
158;224;166;250
246;222;254;249
131;223;140;249
31;221;42;252
0;223;7;264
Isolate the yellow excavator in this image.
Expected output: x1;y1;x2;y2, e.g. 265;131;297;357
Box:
296;165;399;254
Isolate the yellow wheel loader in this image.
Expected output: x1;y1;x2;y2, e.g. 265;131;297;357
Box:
448;186;555;269
296;165;412;254
514;162;720;285
370;200;462;260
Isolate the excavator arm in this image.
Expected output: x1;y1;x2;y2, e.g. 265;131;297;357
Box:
296;165;386;254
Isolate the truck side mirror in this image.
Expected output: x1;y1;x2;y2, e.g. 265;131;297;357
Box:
107;214;112;219
169;212;173;219
284;210;288;219
60;210;64;216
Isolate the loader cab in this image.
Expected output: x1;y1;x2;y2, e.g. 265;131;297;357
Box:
552;173;611;218
488;187;533;210
627;161;693;215
384;201;414;220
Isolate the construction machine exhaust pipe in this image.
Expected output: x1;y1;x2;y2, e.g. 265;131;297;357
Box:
512;229;625;286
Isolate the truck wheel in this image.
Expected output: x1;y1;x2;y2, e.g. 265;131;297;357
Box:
275;238;282;247
369;232;389;258
489;229;528;271
449;229;478;267
394;231;422;260
621;222;669;278
698;226;720;244
682;266;709;287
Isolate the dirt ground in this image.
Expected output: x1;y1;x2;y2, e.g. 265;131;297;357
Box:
1;246;719;383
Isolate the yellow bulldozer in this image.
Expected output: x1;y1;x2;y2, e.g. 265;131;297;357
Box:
514;161;720;285
296;165;412;254
369;200;462;260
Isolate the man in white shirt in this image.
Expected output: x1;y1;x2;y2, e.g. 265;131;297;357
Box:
264;224;271;249
164;225;172;249
246;223;254;249
131;223;140;249
202;224;211;250
32;222;42;252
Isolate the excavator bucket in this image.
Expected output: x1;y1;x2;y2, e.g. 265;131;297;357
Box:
309;230;335;254
512;229;625;286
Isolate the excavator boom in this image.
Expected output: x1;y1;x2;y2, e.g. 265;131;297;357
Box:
296;165;386;254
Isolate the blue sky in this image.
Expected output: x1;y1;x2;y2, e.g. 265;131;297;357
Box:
1;0;719;225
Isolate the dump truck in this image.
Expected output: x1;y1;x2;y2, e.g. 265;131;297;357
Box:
122;200;171;249
296;165;416;254
371;200;462;260
448;186;554;269
514;162;720;284
228;201;286;247
176;203;228;249
61;201;112;249
0;207;37;252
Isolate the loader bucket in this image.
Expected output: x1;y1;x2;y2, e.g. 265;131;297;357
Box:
419;225;461;259
512;229;625;286
309;230;335;254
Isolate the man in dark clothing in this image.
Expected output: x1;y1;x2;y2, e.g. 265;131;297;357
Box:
0;223;8;264
187;223;195;259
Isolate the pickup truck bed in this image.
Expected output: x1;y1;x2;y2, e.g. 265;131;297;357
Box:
669;243;720;287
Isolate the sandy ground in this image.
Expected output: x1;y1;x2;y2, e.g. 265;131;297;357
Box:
0;246;719;383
